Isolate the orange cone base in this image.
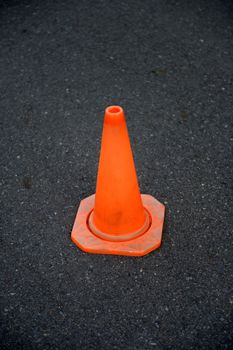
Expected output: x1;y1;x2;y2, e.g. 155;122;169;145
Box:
71;194;165;256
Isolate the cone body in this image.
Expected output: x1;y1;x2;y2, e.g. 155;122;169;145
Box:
92;106;146;237
93;106;145;235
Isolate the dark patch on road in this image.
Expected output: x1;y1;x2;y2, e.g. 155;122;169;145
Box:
180;110;189;121
151;68;168;76
22;176;32;189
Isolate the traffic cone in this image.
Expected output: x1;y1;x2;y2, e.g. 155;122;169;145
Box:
71;106;165;256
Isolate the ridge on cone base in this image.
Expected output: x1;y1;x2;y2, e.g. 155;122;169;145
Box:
71;105;165;256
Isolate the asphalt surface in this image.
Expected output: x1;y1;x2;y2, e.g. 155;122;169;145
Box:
0;0;233;349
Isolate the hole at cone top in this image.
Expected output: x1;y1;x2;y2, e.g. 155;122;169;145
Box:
107;106;122;114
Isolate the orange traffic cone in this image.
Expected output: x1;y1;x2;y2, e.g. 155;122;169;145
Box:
71;106;165;256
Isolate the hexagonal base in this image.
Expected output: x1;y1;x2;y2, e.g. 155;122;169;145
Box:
71;194;165;256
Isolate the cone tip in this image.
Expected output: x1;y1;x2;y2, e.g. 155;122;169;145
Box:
105;105;124;124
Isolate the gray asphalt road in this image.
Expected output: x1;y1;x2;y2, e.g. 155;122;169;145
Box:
0;0;233;349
